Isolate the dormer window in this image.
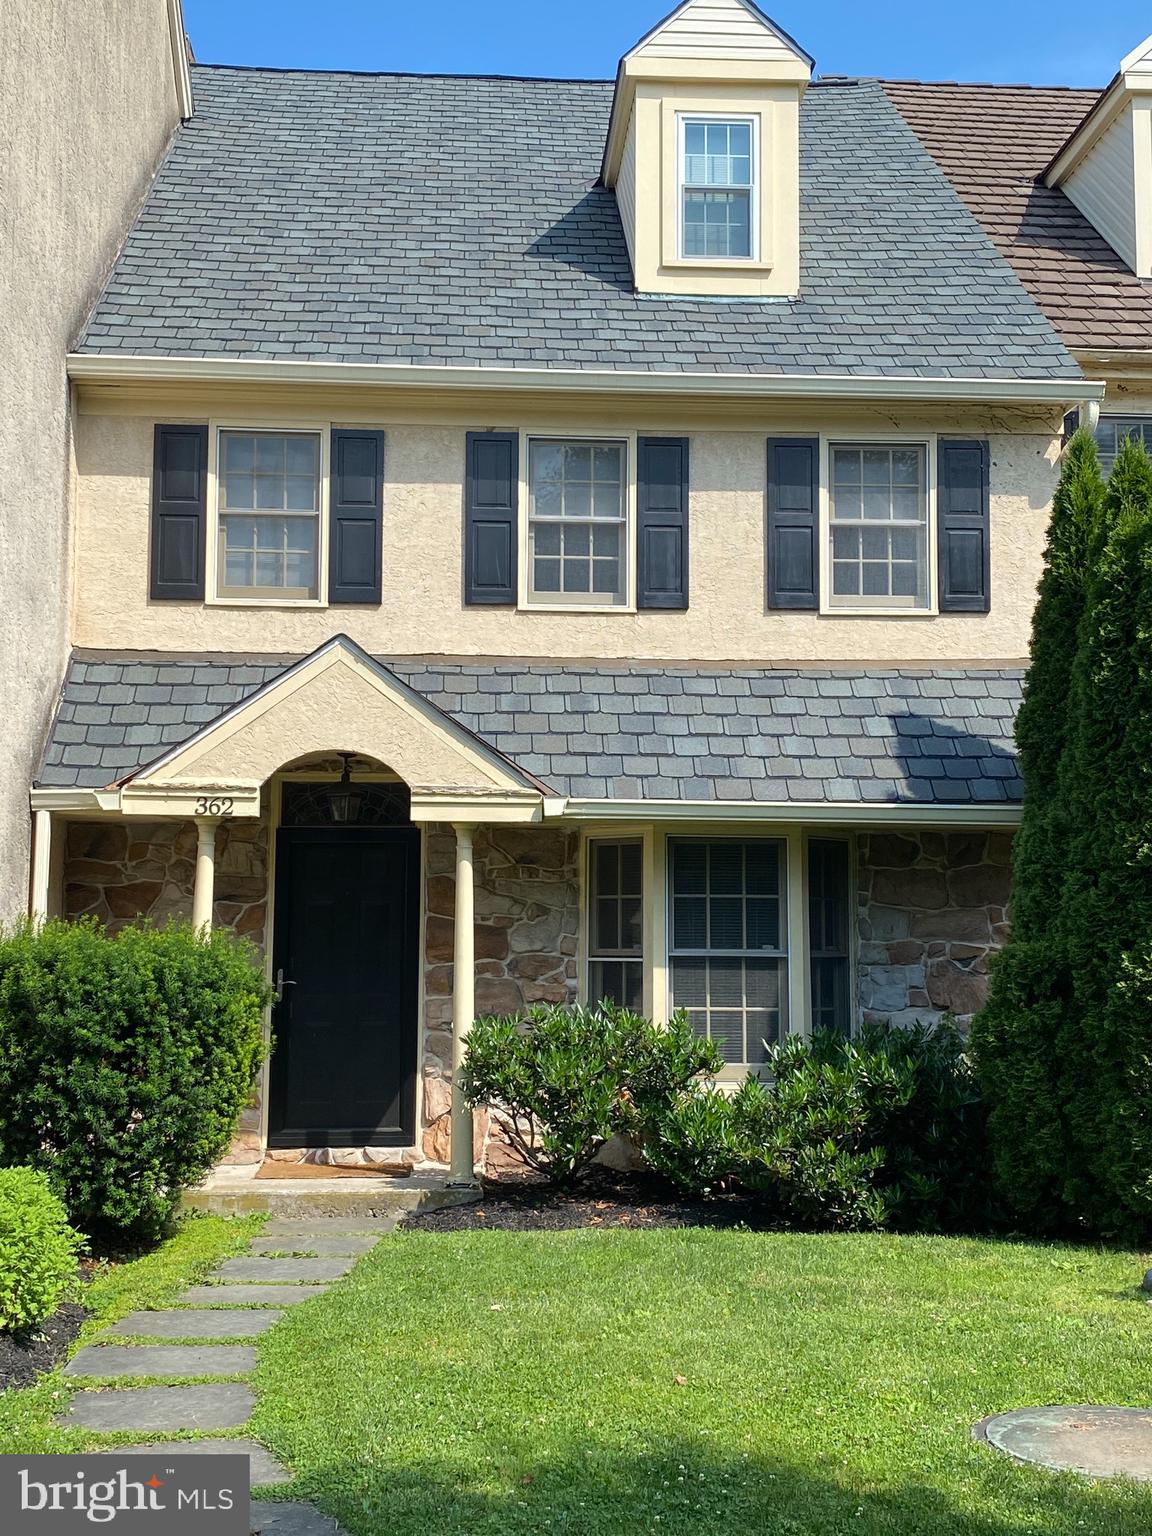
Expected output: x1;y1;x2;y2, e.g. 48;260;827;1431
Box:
679;116;757;261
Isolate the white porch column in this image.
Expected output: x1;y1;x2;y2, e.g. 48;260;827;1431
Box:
29;809;53;925
449;822;477;1184
191;818;220;933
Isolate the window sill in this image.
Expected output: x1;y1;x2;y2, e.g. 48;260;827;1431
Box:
520;602;636;616
664;255;773;273
819;606;938;620
206;597;328;610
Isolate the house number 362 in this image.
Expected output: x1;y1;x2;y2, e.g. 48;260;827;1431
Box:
195;796;234;816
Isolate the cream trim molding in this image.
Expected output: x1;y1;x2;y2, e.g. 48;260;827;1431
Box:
554;798;1022;827
65;353;1104;407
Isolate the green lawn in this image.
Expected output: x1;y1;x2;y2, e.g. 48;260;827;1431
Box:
0;1211;262;1454
253;1228;1152;1536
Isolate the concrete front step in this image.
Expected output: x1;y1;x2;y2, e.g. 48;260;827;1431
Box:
261;1219;395;1237
103;1309;283;1339
65;1344;256;1379
182;1173;478;1220
99;1438;290;1487
248;1235;379;1256
176;1285;330;1308
58;1384;255;1433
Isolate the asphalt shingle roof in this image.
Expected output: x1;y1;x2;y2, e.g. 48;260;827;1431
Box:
40;653;1023;806
882;79;1152;353
76;66;1080;380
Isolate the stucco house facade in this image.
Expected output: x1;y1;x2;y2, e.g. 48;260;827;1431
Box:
21;0;1152;1178
0;0;192;926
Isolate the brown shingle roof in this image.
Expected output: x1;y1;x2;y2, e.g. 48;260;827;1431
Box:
882;79;1152;353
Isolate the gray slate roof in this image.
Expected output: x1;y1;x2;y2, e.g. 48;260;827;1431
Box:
76;67;1080;380
40;653;1023;806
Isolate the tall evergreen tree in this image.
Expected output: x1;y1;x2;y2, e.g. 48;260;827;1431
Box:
1054;438;1152;1235
970;430;1106;1230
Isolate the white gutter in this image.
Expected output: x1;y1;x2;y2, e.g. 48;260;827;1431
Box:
66;353;1104;406
551;798;1022;828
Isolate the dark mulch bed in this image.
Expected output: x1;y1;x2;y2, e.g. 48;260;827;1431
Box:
406;1169;763;1232
0;1301;87;1394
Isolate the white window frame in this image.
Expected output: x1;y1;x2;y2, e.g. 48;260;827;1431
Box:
1094;414;1152;472
519;430;636;613
819;433;939;618
582;833;650;1016
676;112;760;265
207;421;331;608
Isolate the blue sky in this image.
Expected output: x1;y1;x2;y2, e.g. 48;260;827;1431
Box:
183;0;1149;87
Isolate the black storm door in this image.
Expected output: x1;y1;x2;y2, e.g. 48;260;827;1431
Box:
268;827;420;1147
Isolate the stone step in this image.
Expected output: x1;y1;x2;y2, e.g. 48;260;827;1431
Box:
103;1309;283;1339
261;1219;396;1237
213;1258;355;1284
98;1438;290;1487
65;1345;256;1379
177;1285;329;1308
251;1502;347;1535
58;1384;255;1433
248;1235;378;1256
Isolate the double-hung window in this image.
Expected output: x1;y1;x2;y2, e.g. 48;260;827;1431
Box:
829;443;929;611
528;438;628;606
586;839;644;1011
679;116;756;261
668;839;786;1066
217;429;322;601
1094;416;1152;473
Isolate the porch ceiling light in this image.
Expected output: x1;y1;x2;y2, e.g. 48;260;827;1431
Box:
328;753;363;825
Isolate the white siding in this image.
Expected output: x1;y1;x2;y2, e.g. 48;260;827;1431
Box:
617;108;637;268
1065;105;1138;271
634;0;799;62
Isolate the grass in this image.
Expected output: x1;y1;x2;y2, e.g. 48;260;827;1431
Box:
253;1228;1152;1536
0;1211;263;1454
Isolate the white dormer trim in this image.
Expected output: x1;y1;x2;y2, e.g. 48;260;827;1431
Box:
602;0;812;186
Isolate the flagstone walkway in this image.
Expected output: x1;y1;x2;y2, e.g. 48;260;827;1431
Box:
57;1217;398;1535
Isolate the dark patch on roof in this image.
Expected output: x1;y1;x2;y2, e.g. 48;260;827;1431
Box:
882;79;1152;354
40;653;1023;806
76;67;1079;380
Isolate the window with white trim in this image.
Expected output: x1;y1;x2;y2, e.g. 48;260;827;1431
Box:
528;439;627;606
808;837;852;1036
586;839;644;1011
679;116;756;261
217;430;321;600
668;838;786;1067
1094;415;1152;473
829;443;929;611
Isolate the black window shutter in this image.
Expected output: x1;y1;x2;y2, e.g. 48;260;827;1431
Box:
937;439;990;613
766;436;819;609
464;431;518;605
636;436;689;610
150;424;207;601
329;429;384;604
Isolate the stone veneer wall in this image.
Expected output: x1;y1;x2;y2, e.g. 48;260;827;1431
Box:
62;819;268;944
62;818;269;1163
420;824;580;1164
857;830;1013;1028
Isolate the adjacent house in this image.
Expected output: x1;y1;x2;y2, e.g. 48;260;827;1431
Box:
0;0;191;923
25;0;1152;1177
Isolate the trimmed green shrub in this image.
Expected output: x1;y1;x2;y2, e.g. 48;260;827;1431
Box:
0;1167;83;1334
645;1021;990;1232
0;919;271;1243
462;1003;722;1186
972;429;1109;1232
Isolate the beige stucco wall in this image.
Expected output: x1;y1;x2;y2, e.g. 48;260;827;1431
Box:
72;404;1062;664
0;3;179;919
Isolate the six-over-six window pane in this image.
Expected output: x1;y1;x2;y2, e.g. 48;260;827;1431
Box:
829;444;928;610
528;439;627;605
217;430;321;600
587;840;644;1011
680;118;754;260
668;839;786;1066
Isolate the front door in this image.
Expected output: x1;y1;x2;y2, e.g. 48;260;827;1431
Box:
268;827;420;1147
